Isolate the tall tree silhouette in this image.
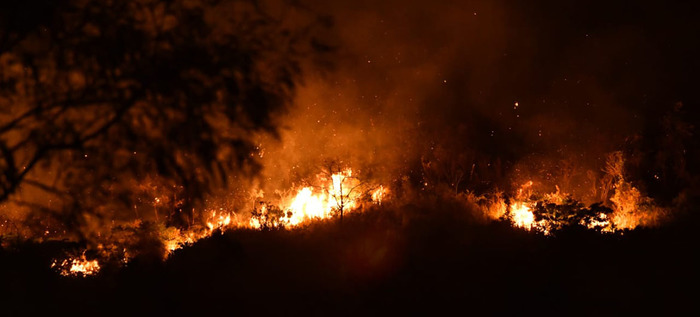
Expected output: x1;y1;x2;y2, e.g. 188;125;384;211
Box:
0;0;330;236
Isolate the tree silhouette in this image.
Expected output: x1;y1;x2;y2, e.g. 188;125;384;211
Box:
0;0;330;236
319;160;365;223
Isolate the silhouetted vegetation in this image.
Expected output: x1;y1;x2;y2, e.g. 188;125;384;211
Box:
0;0;329;233
1;193;698;315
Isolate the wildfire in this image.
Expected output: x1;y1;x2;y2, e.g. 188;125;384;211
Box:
509;201;535;231
609;178;665;230
46;166;385;277
140;166;388;259
161;210;238;256
206;210;234;232
35;153;668;277
250;168;385;229
285;187;333;225
584;212;613;232
51;253;101;277
163;230;198;255
372;186;387;204
492;174;665;235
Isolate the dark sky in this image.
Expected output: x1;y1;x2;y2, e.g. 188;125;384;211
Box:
258;0;699;198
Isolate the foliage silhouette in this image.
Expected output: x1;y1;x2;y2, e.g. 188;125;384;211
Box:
0;0;330;234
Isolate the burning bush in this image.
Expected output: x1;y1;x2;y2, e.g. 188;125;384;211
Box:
51;251;101;277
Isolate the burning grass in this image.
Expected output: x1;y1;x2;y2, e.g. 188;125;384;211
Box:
249;168;387;229
51;252;101;277
475;179;666;236
2;190;694;316
0;153;675;278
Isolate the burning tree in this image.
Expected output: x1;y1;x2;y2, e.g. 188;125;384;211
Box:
0;0;330;239
320;160;364;223
247;160;386;229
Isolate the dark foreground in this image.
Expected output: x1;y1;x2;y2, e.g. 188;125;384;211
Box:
1;198;698;316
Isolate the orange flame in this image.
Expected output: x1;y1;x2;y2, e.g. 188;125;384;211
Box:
51;253;101;277
509;201;535;231
249;168;386;229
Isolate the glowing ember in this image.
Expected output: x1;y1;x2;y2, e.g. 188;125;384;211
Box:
162;230;198;255
51;253;101;277
510;201;535;230
372;186;387;204
585;213;613;232
490;169;665;235
160;210;239;256
206;210;233;232
36;153;663;277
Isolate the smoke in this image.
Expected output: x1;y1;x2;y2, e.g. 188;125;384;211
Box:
2;0;697;243
256;0;698;202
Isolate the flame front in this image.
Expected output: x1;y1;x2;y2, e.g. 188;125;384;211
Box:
372;186;387;204
38;155;668;277
487;174;665;235
286;187;331;225
52;254;101;277
249;168;384;229
510;202;535;230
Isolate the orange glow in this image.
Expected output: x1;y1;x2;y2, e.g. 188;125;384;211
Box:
206;210;233;232
609;178;665;230
37;154;665;277
249;168;385;229
585;212;613;232
286;187;332;225
371;186;387;204
490;175;664;235
509;201;535;230
51;253;101;277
